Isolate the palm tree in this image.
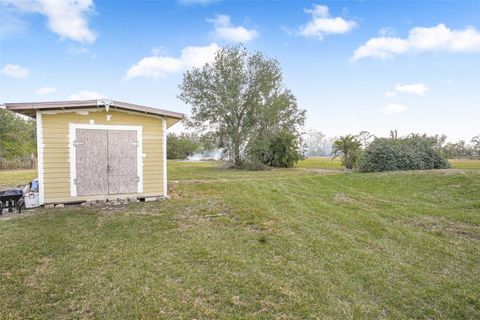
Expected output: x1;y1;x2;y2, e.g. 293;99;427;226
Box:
331;135;362;169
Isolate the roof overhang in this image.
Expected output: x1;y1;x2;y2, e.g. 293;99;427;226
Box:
4;99;185;121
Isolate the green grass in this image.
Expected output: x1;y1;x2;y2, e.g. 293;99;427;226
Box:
0;169;37;189
1;157;477;189
296;157;480;170
449;158;480;170
296;156;343;169
1;161;479;318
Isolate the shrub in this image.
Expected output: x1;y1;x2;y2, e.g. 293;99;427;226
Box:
242;161;272;171
247;130;302;169
167;133;199;160
331;135;362;169
357;135;450;172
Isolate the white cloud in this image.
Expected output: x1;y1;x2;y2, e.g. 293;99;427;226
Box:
69;90;105;100
385;90;397;97
297;4;357;40
6;0;97;43
208;14;259;42
1;64;29;79
126;43;220;79
35;86;56;95
353;37;409;60
395;83;428;96
353;24;480;60
385;82;428;97
383;103;407;114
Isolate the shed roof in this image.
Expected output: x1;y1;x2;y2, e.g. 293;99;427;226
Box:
4;99;185;119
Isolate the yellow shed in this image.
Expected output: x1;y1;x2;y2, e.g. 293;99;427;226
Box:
6;99;184;205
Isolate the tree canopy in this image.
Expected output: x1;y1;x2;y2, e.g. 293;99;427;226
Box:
178;45;305;167
0;108;36;160
166;133;200;160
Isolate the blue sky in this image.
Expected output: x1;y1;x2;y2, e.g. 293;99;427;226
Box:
1;0;479;141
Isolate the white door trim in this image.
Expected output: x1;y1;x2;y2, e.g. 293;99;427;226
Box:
68;123;143;197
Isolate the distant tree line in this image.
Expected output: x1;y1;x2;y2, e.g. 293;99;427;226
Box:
442;137;480;159
0;108;36;170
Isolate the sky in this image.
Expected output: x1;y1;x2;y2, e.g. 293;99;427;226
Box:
1;0;479;141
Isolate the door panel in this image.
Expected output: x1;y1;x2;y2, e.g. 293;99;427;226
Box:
74;128;139;196
75;129;109;196
107;130;138;194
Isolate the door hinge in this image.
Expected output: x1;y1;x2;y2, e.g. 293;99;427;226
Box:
73;141;84;146
74;178;77;185
136;176;140;182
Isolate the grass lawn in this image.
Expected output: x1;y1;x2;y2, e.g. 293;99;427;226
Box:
448;158;480;170
1;157;478;189
1;160;479;318
0;169;38;189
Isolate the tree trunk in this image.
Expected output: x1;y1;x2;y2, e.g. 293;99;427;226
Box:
234;141;241;167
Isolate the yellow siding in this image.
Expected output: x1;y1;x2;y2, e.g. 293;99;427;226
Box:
41;109;168;203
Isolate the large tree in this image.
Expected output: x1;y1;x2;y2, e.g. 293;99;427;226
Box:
178;45;305;167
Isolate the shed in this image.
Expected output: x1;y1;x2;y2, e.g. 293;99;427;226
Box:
5;99;184;205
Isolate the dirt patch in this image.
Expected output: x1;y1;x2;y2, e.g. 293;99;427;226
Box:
245;218;282;237
334;193;355;204
173;199;232;230
412;216;480;240
99;204;128;213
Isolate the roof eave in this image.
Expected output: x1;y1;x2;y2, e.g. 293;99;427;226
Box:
4;99;185;120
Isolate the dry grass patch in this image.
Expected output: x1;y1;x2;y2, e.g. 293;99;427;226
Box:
26;256;53;288
334;193;356;204
412;216;480;240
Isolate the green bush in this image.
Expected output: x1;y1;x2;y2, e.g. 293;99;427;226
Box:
247;130;302;169
167;133;199;160
357;135;450;172
0;109;36;160
242;161;272;171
